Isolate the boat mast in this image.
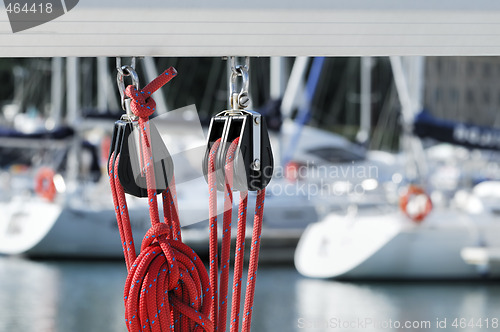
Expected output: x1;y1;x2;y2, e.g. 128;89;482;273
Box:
270;57;287;100
65;57;81;192
279;57;309;166
270;56;287;164
281;57;309;122
357;56;372;146
50;57;64;128
96;57;109;112
390;56;428;182
282;57;325;165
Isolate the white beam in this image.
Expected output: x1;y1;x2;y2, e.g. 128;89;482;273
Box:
2;1;500;56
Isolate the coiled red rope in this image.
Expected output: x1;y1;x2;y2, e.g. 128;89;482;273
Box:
109;68;266;332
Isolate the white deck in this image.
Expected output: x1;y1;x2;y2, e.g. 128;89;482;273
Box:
2;0;500;57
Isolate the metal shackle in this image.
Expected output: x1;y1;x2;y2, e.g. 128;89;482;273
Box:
117;65;140;113
230;65;250;110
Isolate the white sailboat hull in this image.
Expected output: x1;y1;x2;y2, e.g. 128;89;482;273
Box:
295;209;500;279
0;190;318;261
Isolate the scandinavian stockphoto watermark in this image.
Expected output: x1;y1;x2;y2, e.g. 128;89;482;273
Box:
128;105;381;199
298;317;433;330
126;105;382;226
270;161;380;200
4;0;79;33
297;317;500;330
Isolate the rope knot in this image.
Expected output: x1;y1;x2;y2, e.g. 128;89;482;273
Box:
126;86;157;118
141;223;178;284
123;222;213;331
124;67;177;120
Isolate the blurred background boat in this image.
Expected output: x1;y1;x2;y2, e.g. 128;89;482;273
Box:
295;57;500;279
0;57;402;262
1;56;500;279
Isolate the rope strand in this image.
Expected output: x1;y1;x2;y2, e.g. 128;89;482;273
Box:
218;138;239;332
110;68;213;332
229;191;248;332
241;189;265;332
207;139;221;326
207;138;264;332
110;68;266;332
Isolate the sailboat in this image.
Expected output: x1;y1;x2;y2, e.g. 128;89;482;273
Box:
0;114;388;260
0;56;404;261
295;57;500;279
0;58;332;260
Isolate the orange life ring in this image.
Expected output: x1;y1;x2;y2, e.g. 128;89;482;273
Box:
35;167;57;202
100;135;111;165
285;161;300;182
285;161;307;182
399;185;432;223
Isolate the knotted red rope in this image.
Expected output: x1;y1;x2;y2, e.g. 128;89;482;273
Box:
110;67;266;332
110;68;213;332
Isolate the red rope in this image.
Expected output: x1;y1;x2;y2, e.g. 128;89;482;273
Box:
229;191;247;332
207;139;266;332
110;68;266;332
110;68;213;332
109;152;136;270
207;139;221;326
218;139;239;331
241;189;265;332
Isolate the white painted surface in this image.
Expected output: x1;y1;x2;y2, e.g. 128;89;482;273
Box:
1;1;500;56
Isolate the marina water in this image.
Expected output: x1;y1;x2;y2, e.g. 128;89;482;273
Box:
1;256;500;331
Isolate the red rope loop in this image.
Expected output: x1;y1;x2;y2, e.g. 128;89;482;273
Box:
125;67;177;119
110;153;213;332
123;222;213;332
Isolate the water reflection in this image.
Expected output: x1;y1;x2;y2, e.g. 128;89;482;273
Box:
0;259;499;332
0;257;127;332
295;277;500;331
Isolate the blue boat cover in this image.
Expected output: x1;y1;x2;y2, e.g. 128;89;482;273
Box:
413;110;500;151
0;126;74;139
